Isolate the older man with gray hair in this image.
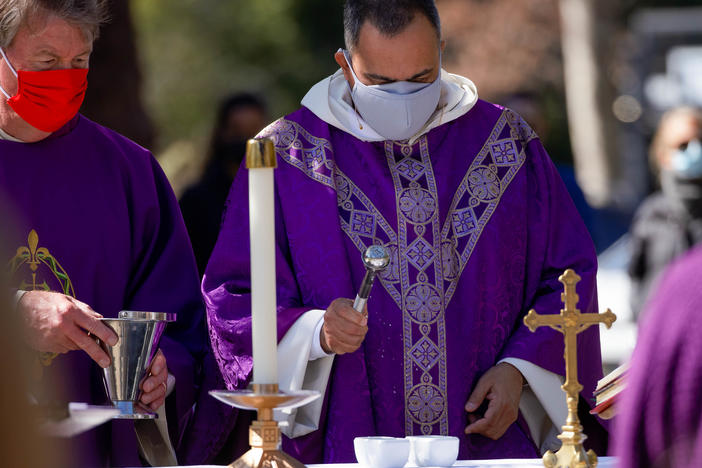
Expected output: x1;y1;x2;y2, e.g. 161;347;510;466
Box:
0;1;209;466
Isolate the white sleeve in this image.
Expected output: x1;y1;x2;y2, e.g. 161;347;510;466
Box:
499;357;566;454
139;373;178;466
274;309;335;438
13;289;28;309
310;314;333;361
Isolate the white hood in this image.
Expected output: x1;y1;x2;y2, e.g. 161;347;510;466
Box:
301;68;479;144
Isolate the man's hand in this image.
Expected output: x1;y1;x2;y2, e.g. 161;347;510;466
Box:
464;362;524;440
139;350;168;411
320;298;368;355
18;290;118;367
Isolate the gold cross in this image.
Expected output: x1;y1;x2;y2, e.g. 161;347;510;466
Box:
523;269;616;468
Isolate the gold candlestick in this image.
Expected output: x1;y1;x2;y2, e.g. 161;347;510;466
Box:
210;384;319;468
523;269;616;468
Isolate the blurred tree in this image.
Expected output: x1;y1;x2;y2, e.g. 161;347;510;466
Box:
438;0;563;102
102;0;701;160
132;0;343;152
559;0;621;208
82;0;155;149
437;0;575;165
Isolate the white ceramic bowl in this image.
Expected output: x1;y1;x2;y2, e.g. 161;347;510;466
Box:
407;435;459;467
354;436;410;468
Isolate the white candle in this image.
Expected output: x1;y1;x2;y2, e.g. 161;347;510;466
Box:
248;140;278;385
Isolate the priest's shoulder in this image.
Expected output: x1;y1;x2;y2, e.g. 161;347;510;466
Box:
465;99;505;122
457;99;538;141
256;107;332;143
73;114;153;165
283;106;325;130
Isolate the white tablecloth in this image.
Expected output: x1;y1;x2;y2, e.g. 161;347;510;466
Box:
141;456;617;468
311;459;618;468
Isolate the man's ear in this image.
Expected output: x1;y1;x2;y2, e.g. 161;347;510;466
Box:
334;50;355;88
440;39;446;54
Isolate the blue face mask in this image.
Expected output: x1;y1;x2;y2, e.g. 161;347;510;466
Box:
342;49;441;141
672;139;702;179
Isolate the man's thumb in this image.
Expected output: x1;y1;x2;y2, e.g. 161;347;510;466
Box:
465;377;490;412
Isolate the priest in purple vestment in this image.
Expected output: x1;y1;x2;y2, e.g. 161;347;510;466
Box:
614;245;702;468
0;2;209;466
204;0;606;463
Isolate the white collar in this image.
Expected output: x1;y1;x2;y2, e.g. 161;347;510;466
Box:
0;126;24;142
300;68;478;144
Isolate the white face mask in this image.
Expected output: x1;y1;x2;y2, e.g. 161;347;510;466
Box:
672;138;702;179
342;49;441;141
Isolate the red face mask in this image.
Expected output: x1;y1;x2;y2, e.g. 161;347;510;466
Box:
0;47;88;133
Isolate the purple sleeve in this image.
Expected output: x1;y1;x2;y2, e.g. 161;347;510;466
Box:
203;165;311;391
614;246;702;467
124;155;208;355
122;154;208;439
499;138;602;397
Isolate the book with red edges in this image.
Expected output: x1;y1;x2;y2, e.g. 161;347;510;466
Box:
590;363;628;420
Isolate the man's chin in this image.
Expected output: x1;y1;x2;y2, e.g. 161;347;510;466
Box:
3;117;52;142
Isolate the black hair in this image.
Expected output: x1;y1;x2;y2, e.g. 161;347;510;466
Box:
343;0;441;50
207;92;267;165
213;92;266;128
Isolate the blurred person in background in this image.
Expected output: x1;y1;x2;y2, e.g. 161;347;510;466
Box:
180;93;267;276
628;107;702;319
615;244;702;468
0;1;209;465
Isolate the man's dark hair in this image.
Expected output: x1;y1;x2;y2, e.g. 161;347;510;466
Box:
343;0;441;51
214;93;267;128
207;92;267;162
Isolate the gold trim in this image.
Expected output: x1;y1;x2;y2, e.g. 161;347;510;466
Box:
524;269;616;468
246;138;277;169
252;383;280;395
9;230;77;371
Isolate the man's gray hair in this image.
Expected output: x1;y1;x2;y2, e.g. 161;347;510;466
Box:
343;0;441;51
0;0;108;49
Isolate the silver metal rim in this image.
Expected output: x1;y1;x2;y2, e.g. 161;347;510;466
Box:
112;412;157;420
117;311;176;322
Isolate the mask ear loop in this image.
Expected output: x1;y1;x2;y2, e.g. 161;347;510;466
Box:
0;47;18;99
340;48;364;130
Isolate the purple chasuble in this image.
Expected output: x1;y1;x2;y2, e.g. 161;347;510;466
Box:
614;245;702;468
0;115;208;467
203;100;604;463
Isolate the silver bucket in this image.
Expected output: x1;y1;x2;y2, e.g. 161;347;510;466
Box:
98;311;175;419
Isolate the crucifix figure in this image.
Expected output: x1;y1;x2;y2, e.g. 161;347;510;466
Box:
524;269;616;468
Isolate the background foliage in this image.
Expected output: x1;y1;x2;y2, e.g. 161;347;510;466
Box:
133;0;344;151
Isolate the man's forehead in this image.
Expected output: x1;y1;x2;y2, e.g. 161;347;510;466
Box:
663;118;701;144
351;16;440;81
355;13;439;48
12;13;92;52
19;11;88;38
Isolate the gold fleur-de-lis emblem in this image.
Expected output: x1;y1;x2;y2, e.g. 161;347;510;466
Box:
14;230;49;289
9;230;76;370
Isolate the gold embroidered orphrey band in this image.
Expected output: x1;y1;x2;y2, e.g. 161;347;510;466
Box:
261;108;535;435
